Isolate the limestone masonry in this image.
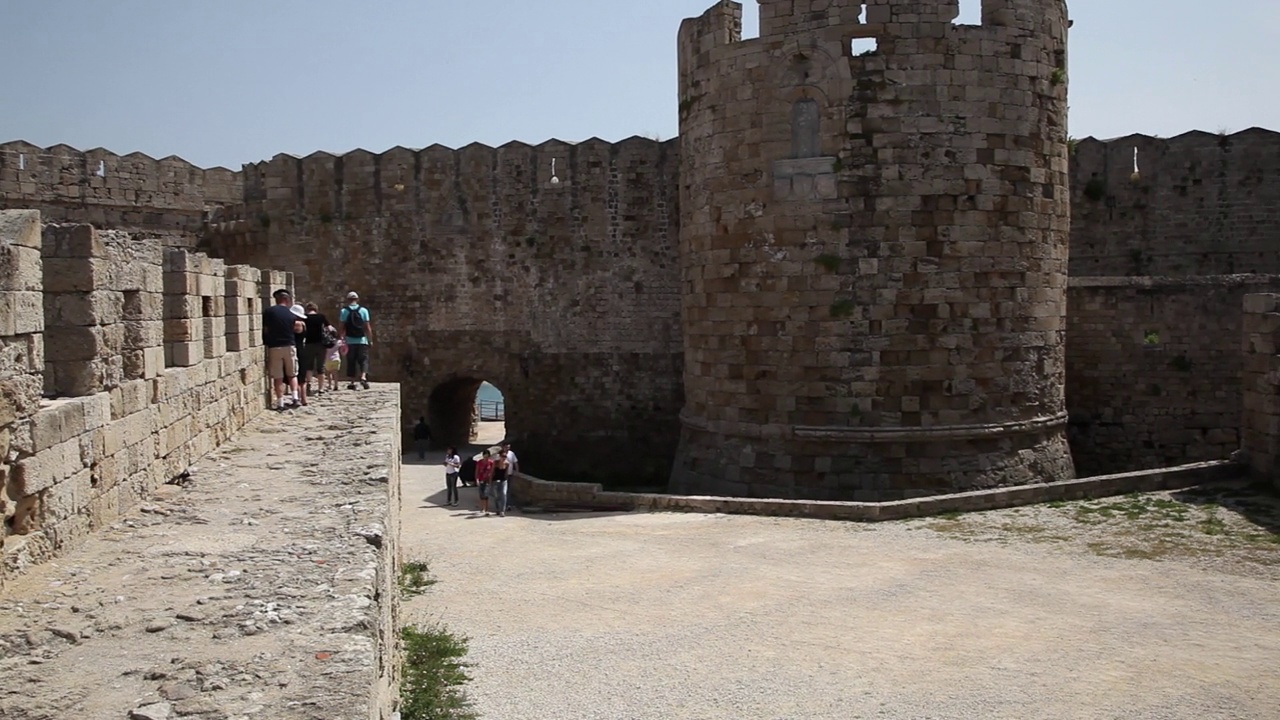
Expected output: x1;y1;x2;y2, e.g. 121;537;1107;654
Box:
3;0;1279;502
0;209;293;588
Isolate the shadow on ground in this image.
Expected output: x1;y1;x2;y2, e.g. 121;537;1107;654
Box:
1172;480;1280;536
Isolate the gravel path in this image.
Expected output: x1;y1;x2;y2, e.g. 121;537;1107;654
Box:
401;459;1280;720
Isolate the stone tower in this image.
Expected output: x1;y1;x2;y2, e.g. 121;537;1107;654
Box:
671;0;1076;500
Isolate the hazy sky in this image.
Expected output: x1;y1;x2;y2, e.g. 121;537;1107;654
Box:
2;1;1276;169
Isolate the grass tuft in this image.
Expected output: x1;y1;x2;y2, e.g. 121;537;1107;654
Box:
401;560;437;599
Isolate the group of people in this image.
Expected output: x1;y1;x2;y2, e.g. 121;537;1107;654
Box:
262;288;374;411
443;442;519;517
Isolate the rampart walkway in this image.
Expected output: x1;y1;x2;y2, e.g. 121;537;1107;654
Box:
0;387;401;720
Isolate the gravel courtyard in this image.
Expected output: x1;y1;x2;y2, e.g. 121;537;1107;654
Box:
401;458;1280;720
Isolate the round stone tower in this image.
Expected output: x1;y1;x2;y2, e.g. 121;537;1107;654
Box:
671;0;1075;500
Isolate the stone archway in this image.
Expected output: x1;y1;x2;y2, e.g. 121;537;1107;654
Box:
426;375;506;449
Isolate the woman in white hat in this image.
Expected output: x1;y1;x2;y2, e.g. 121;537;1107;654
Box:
289;302;309;406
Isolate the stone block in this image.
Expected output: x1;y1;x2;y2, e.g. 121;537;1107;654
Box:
143;347;165;378
123;320;164;350
164;294;202;320
47;291;124;326
163;271;199;296
43;258;111;293
0;244;43;291
0;210;43;249
163;248;201;273
12;438;84;495
0;291;44;336
30;398;88;453
42;224;102;258
44;325;111;362
163;318;201;343
165;341;203;367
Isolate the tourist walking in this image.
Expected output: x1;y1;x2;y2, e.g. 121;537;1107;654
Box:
443;446;461;507
324;336;343;391
301;302;331;396
338;291;372;390
501;442;519;511
413;417;432;460
475;449;495;515
263;289;304;411
290;302;310;406
491;451;509;517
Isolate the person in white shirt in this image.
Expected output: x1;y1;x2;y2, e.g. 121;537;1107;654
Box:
501;442;519;511
443;446;461;507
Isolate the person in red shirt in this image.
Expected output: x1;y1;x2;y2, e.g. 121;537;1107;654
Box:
475;450;495;515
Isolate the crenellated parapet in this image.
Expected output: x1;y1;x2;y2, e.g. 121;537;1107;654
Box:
0;141;243;247
1069;127;1280;277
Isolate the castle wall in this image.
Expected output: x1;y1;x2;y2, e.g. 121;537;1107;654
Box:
0;210;280;588
1065;275;1280;476
1242;293;1280;490
1069;129;1280;277
206;140;684;487
671;0;1075;500
0;142;242;249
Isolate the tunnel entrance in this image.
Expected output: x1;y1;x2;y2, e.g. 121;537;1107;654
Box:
426;376;507;450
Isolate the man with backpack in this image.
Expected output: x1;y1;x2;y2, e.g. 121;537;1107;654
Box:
338;291;373;390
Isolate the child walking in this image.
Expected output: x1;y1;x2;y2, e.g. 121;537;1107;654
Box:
324;335;344;391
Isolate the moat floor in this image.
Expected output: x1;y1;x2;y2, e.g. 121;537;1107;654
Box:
402;460;1280;720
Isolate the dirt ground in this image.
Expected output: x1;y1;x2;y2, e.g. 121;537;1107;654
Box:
401;459;1280;720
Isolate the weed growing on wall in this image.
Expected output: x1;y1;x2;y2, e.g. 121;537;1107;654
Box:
400;625;477;720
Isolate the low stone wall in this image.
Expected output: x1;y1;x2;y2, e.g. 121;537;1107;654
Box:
0;386;402;720
512;460;1244;522
0;210;291;588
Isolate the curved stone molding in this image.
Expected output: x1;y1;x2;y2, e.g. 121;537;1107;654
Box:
793;413;1070;443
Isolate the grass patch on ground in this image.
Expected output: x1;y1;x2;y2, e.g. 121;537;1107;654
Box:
400;624;477;720
401;560;438;598
913;483;1280;567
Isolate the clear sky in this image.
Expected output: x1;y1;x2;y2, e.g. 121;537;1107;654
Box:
2;0;1276;169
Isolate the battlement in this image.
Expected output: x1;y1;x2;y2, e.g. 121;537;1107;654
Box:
1070;127;1280;277
0;141;243;246
0;209;291;587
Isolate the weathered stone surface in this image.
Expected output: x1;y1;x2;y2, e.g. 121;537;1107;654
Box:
1067;275;1280;475
670;0;1075;500
0;387;401;720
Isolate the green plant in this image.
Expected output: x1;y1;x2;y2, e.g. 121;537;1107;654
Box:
1143;330;1160;345
830;298;856;318
257;212;271;229
678;93;705;118
1050;68;1067;86
400;560;437;598
831;156;844;172
1067;137;1079;153
1169;354;1193;372
814;254;841;272
319;212;334;224
400;625;477;720
1083;177;1106;202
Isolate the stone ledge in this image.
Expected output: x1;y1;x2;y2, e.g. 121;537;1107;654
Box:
1069;274;1280;289
513;460;1244;522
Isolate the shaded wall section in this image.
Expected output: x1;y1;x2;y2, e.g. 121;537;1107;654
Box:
1069;129;1280;277
1066;275;1280;476
206;140;684;487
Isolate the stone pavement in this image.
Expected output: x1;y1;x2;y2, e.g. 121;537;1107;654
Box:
0;386;401;720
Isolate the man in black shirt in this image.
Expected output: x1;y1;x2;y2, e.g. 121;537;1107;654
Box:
263;289;304;411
